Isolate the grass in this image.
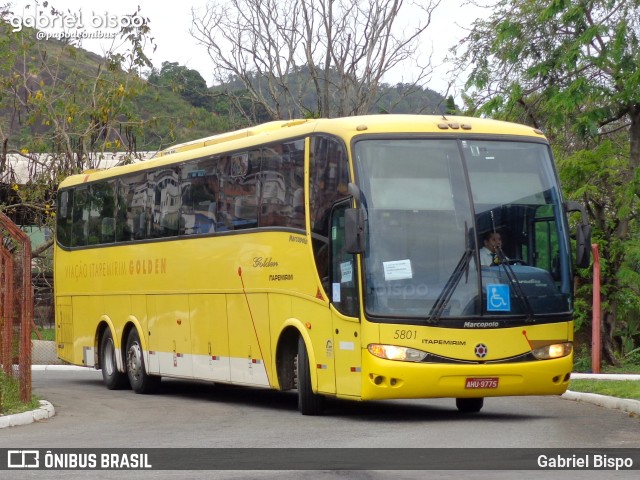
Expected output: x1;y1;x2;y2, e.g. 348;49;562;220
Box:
32;327;55;341
1;327;51;417
568;379;640;401
0;371;41;416
569;356;640;401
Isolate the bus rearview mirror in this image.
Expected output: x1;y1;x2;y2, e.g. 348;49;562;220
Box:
566;201;592;269
345;208;365;254
575;223;592;269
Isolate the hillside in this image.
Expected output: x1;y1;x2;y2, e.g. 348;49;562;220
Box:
0;24;229;154
0;23;451;155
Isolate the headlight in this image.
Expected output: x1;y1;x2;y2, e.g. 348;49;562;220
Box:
368;344;428;362
531;342;573;359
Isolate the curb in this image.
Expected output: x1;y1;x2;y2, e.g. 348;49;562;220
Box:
31;364;91;372
562;391;640;416
570;373;640;381
0;400;55;429
563;373;640;415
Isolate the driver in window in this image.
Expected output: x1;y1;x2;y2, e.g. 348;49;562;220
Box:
480;231;504;266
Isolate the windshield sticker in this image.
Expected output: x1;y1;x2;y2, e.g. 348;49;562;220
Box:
487;284;510;312
340;261;353;283
332;283;341;303
383;259;413;281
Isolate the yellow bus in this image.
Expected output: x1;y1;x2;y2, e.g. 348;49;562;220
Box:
54;115;591;414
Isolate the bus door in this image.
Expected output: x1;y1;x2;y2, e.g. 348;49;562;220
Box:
329;201;362;397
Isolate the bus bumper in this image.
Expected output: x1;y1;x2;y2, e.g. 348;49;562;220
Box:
360;351;573;400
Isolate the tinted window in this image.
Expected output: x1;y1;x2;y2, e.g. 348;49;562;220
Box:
57;137;308;247
71;186;89;247
121;172;149;240
257;140;305;229
87;182;116;245
181;156;221;234
309;135;350;287
150;168;181;238
56;190;73;247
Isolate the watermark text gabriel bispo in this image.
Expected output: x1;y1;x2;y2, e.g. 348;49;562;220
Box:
7;8;145;39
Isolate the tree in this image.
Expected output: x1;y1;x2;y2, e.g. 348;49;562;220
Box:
453;0;640;364
0;3;155;235
190;0;441;121
148;61;213;110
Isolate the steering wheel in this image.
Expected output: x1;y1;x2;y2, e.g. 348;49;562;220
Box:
507;258;527;266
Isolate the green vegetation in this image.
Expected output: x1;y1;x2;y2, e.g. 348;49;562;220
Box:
571;350;640;401
32;327;55;341
569;380;640;402
0;371;41;416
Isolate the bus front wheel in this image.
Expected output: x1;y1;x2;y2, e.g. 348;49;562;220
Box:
456;397;484;413
100;329;129;390
126;329;161;394
297;336;324;415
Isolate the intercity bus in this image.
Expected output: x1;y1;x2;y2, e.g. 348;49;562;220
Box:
54;115;591;414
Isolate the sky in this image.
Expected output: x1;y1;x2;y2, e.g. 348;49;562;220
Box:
6;0;490;99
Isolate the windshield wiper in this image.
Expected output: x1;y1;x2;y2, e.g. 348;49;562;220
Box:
495;247;535;321
428;246;474;324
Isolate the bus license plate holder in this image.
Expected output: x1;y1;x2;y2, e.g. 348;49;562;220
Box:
465;377;499;389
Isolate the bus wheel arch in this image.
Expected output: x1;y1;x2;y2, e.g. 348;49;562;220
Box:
98;324;129;390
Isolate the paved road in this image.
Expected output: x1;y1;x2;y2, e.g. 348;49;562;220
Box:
1;369;639;479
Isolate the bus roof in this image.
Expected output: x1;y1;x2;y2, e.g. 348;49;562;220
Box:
58;114;547;188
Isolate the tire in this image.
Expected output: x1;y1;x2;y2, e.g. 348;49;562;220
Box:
297;336;324;415
100;329;129;390
456;397;484;413
125;329;161;394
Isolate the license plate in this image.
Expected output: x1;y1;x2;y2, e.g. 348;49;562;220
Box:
465;377;499;389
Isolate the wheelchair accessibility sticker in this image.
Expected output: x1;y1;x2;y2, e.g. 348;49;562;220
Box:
487;284;510;312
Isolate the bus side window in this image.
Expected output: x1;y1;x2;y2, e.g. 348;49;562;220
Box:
115;181;132;242
310;135;350;292
71;186;89;247
121;172;149;240
223;151;259;230
87;181;116;245
257;140;305;229
330;200;359;317
180;156;219;235
150;168;181;238
56;189;73;247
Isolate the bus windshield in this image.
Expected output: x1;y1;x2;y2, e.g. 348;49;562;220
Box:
354;138;572;322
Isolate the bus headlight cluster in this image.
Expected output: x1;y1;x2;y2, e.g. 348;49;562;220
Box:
368;344;428;362
531;342;573;359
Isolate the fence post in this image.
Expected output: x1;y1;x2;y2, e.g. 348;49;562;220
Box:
591;243;601;374
0;211;33;402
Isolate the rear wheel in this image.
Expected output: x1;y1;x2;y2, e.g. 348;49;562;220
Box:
126;329;161;394
297;336;324;415
100;329;129;390
456;397;484;413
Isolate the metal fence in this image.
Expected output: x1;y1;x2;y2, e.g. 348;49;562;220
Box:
0;211;33;403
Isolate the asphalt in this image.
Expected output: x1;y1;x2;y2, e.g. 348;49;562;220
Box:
1;367;638;429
